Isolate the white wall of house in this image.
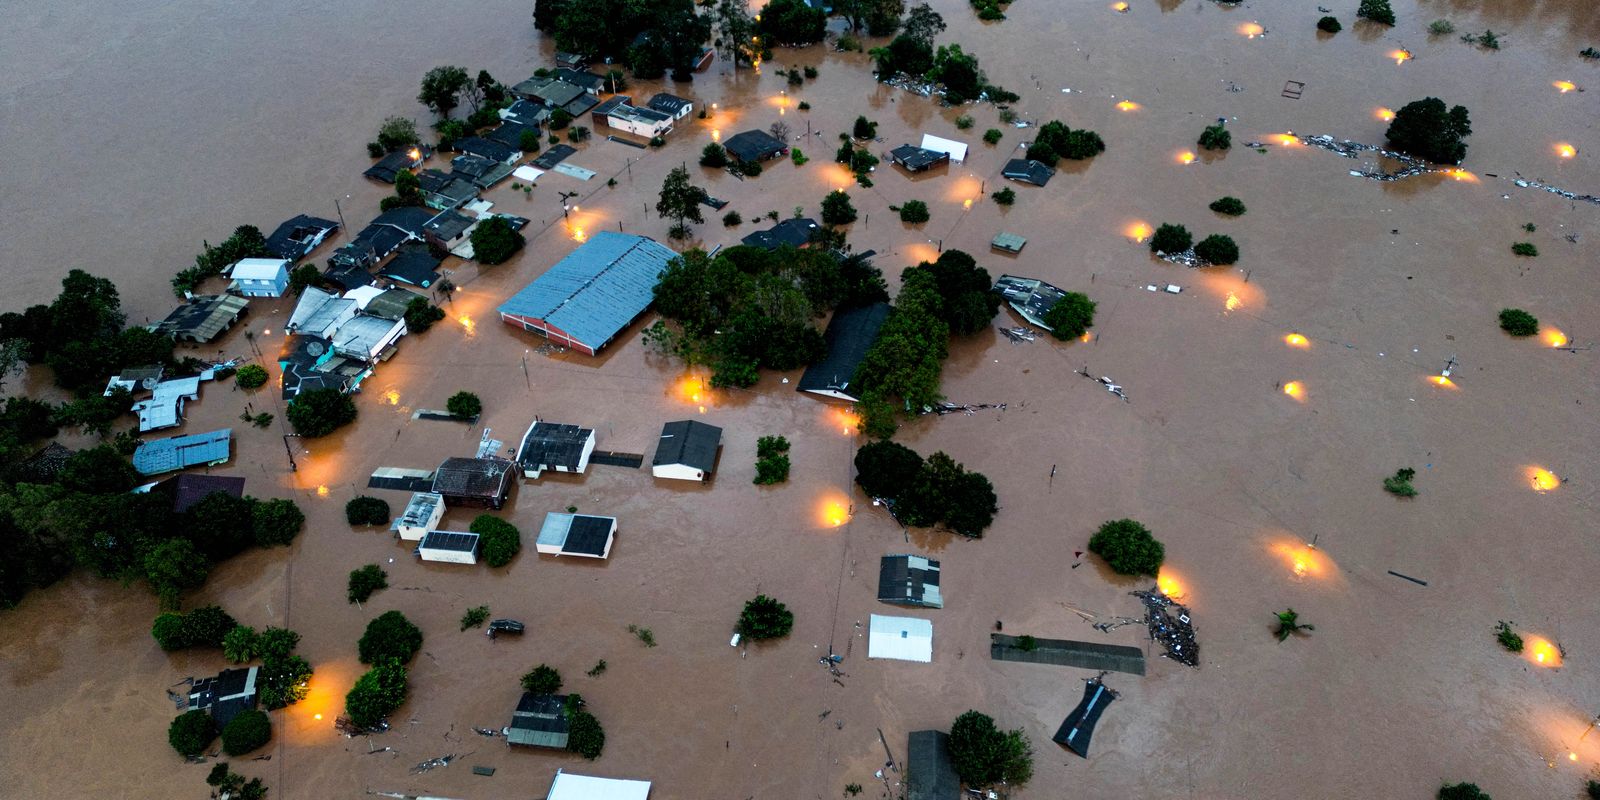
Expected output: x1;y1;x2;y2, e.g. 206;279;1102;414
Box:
418;536;479;564
394;492;444;541
608;113;673;138
651;463;707;482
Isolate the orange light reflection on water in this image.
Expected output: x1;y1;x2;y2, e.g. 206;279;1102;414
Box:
1376;107;1396;122
1555;143;1577;159
1270;539;1332;580
1527;466;1560;492
1553;80;1576;93
1116;100;1139;112
1125;221;1151;243
1390;49;1412;65
1282;381;1305;400
1239;22;1264;38
1543;327;1568;347
1526;637;1562;667
1177;150;1196;165
1284;333;1308;348
1156;567;1185;599
1429;375;1458;389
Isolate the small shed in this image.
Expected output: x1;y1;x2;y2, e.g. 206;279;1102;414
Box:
991;232;1027;254
546;771;651;800
417;530;480;564
507;692;572;748
1053;679;1116;757
131;376;203;432
536;513;617;558
867;614;932;662
1002;158;1056;187
918;134;968;163
906;730;961;800
651;420;722;482
228;258;291;297
391;491;444;541
723;130;787;162
878;554;943;608
132;428;232;475
432;456;514;508
888;144;950;172
188;666;259;727
515;421;596;478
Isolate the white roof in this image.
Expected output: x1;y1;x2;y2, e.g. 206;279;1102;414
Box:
332;315;404;356
920;134;968;163
230;258;290;280
868;614;933;662
548;771;652;800
343;285;385;310
513;165;546;183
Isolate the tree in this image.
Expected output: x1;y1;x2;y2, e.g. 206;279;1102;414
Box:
991;187;1015;206
1511;242;1538;257
393;169;423;208
567;708;606;759
1317;15;1341;33
348;564;388;604
1274;608;1315;641
739;594;795;640
947;710;1033;787
1041;292;1096;340
1494;621;1523;652
345;496;391;526
1498;308;1538;336
983;128;1003;145
377;117;420;152
1026;120;1105;165
759;0;827;45
1386;98;1472;164
1089;519;1164;576
60;445;139;494
221;709;272;756
471;216;526;265
1357;0;1395;26
288;263;321;295
896;200;930;224
471;514;522;567
753;436;792;485
1149;223;1192;255
345;659;408;729
521;664;563;695
821;190;857;226
896;451;997;536
903;250;999;336
1193;234;1239;265
252;498;305;547
257;627;301;660
1198;123;1231;151
183;606;239;647
404;297;446;332
152;613;189;651
657;165;707;238
184;491;257;560
1209;196;1246;216
871;34;935;78
222;625;259;663
460;605;490;630
358;610;423;665
902;2;946;46
1383;467;1418;497
286;387;357;437
168;710;217;758
258;653;313;709
700;142;728;168
927;43;985;103
854;441;925;498
715;0;756;72
446;391;482;419
418;66;471;117
235;364;268;389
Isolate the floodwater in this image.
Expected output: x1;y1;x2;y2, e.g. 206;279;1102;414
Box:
2;0;1599;797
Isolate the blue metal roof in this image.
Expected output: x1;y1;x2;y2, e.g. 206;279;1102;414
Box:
132;428;233;475
497;232;676;351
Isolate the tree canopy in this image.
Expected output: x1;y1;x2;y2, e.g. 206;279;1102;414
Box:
1041;292;1096;340
345;659;408;729
471;217;525;265
286;387;357;437
901;250;1000;336
418;66;471;118
759;0;828;45
447;391;482;419
521;664;563;695
1088;519;1164;576
738;594;796;639
1193;234;1239;265
358;610;423;664
657;165;708;238
348;564;389;604
168;709;217;758
821;190;858;226
471;514;522;567
1386;98;1472;164
853;443;997;536
947;710;1034;787
221;709;272;756
1026;120;1105;165
345;496;391;526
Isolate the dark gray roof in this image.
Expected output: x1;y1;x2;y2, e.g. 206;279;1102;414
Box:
653;420;722;472
889;144;950;172
503;99;550;126
455;136;517;164
417;169;479;209
379;243;441;287
189;667;258;728
432;457;514;500
152;295;249;342
364;288;424;321
517;422;593;471
647;93;692;116
484;121;535;151
424;209;474;241
322;263;375;292
740;218;819;250
357;224;413;260
264;214;339;260
1002;158;1056;187
496;232;676;352
508;692;571;748
797;302;889;400
723;130;786;161
907;730;960;800
1054;680;1115;757
592;95;632;117
420;530;480;552
554;68;604;91
155;474;246;513
450;154;515;189
372;206;436;237
877;554;943;608
563;515;613;556
993;275;1068;329
364;150;421;183
531;144;577;170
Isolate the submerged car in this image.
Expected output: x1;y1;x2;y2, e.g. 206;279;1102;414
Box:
486;619;525;636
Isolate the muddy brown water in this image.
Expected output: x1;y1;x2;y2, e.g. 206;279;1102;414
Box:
2;0;1598;797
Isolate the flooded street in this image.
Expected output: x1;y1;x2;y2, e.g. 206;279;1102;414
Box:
2;0;1599;797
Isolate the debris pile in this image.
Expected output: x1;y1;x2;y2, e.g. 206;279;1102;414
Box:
1000;326;1037;343
919;401;1008;416
1133;588;1199;667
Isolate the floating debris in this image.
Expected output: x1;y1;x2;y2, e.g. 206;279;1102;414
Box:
411;753;459;774
1133;588;1199;667
919;401;1008;416
1000;326;1037;343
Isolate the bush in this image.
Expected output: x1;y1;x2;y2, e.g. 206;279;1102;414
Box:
1498;308;1538;337
1041;293;1096;340
1429;19;1456;34
798;101;811;110
1587;781;1600;800
1198;124;1231;151
404;297;446;332
348;564;388;604
1584;48;1600;60
1210;196;1246;216
345;496;391;526
1494;621;1522;652
471;514;521;567
991;187;1016;206
258;652;313;710
1386;97;1472;164
252;498;304;547
460;605;489;630
955;115;974;130
1088;519;1164;576
739;159;764;177
567;709;606;759
1358;0;1395;25
898;200;930;224
358;610;423;665
447;391;482;419
738;594;795;640
223;625;258;663
1149;223;1193;254
1015;635;1038;652
853;115;878;140
286;387;357;437
1437;784;1490;800
521;664;563;695
1317;16;1341;33
1511;242;1538;257
235;364;268;389
804;65;818;79
791;147;808;166
982;128;1002;145
821;190;857;225
1026;120;1105;165
700;142;728;168
1193;234;1240;265
854;441;926;499
471;217;525;265
1383;468;1418;497
754;435;792;485
722;211;743;227
948;710;1033;787
168;710;217;758
567;125;591;143
345;659;408;729
156;605;238;650
221;709;271;756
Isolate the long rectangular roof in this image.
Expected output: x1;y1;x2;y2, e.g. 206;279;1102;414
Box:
867;614;932;662
517;422;593;470
497;232;676;352
652;420;721;471
548;772;652;800
132;428;232;475
907;730;960;800
537;513;615;556
432;456;514;498
797;303;889;399
877;554;943;608
420;530;480;552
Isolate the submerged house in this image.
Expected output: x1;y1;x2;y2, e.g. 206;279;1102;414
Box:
496;232;675;356
278;334;360;400
455;135;519;165
536;512;616;559
507;692;572;748
993;275;1069;330
1053;679;1116;757
331;314;406;362
867;614;933;663
740;218;819;250
546;772;652;800
351;287;424;322
264;214;340;261
417;530;480;564
1002;158;1055;187
148;473;246;513
646;92;694;120
906;730;960;800
378;242;441;289
432;456;515;508
877;554;943;609
152;295;249;343
132;428;232;475
130;376;204;432
423;210;476;254
287;288;357;339
796;302;889;402
651;420;721;482
888;144;951;173
227;258;291;297
515;421;596;479
391;491;444;541
606;103;674;138
364;148;425;183
417;168;480;210
189;666;259;727
451;153;517;190
723;130;787;163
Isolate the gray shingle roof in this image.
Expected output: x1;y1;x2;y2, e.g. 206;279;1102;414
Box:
431;457;514;500
420;530;480;552
497;232;676;352
652;420;721;472
724;130;786;161
797;302;889;399
907;730;960;800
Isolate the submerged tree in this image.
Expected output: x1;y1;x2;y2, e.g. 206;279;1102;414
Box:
1274;608;1315;641
418;66;471;118
657;165;707;239
1386;97;1472;164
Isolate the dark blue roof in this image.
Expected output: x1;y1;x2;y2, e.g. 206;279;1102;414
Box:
497;232;676;351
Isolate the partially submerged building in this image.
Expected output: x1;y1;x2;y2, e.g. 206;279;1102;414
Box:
906;730;960;800
391;491;445;541
496;231;676;356
646;92;694;120
1002;158;1056;187
331;314;406;362
919;134;968;163
606;103;674;138
227;258;291;297
993;275;1069;330
888;144;951;173
417;168;480;210
536;512;617;559
723;130;787;163
651;420;721;482
153;295;250;343
417;530;480;564
432;456;514;508
796;302;889;402
364;148;424;183
287;287;357;339
455;135;520;165
739;218;819;250
130;375;204;432
877;554;943;609
148;473;246;513
507;692;572;748
867;614;932;662
515;421;596;478
132;428;232;475
104;366;165;395
355;287;424;322
264;214;339;261
545;771;651;800
189;666;259;727
377;243;441;289
278;335;361;400
991;232;1027;254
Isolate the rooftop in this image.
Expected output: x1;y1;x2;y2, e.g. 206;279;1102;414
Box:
723;129;787;161
547;772;652;800
363;288;424;321
906;730;960;800
229;257;289;281
432;456;514;499
132;428;233;475
288;287;356;335
154;473;246;513
797;303;889;401
455;136;517;163
877;554;943;608
379;243;441;287
372;206;436;237
517;422;594;471
739;218;819;250
264;214;339;260
331;314;403;359
393;492;443;529
153;295;249;342
867;614;933;662
497;232;676;353
508;692;572;748
1002;158;1056;187
646;93;692;116
652;420;722;471
536;513;616;557
993;274;1069;329
888;144;951;172
420;530;479;552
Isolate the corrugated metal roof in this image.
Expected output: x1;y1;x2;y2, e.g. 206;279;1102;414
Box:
132;428;233;475
652;420;721;471
867;614;932;662
497;232;675;352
